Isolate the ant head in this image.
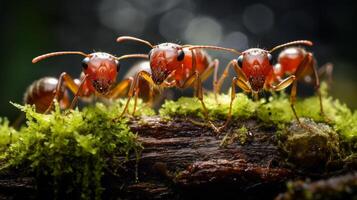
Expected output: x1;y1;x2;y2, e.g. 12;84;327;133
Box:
148;43;185;85
116;36;186;85
82;52;119;94
32;50;148;95
238;48;273;92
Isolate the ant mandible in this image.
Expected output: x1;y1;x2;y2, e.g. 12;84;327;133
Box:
116;36;222;125
189;40;315;130
32;51;148;113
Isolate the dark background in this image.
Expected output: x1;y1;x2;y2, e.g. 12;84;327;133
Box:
1;0;356;121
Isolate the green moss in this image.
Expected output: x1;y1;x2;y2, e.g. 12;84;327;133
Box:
1;102;143;199
0;118;19;153
113;98;156;117
159;92;257;119
282;173;357;200
159;83;357;153
279;118;340;168
220;125;249;147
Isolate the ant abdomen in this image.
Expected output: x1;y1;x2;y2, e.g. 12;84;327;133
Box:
23;77;70;113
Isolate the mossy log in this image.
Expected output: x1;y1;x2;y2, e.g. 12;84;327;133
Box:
0;113;355;199
122;116;290;199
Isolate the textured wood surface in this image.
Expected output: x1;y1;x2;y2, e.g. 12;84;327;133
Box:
0;116;354;199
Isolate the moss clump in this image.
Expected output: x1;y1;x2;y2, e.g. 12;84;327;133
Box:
0;102;143;199
159;83;357;156
279;118;340;169
112;98;156;117
159;92;257;119
157;87;353;163
220;125;249;147
278;173;357;200
0;118;19;153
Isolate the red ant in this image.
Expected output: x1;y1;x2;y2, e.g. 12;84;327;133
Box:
16;60;157;126
188;40;320;130
32;51;148;113
115;36;222;125
23;61;160;114
266;47;333;115
11;76;73;128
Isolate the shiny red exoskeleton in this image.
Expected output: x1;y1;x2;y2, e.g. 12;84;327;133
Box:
268;47;333;84
23;76;71;113
32;51;148;113
189;40;316;130
267;47;333;116
116;36;220;124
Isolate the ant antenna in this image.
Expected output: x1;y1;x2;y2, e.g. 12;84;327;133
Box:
269;40;313;53
116;54;148;61
116;36;154;48
32;51;90;63
188;45;241;55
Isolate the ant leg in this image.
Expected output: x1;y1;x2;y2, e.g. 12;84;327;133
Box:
217;60;251;94
119;78;137;118
178;72;209;118
195;73;209;120
146;86;155;106
270;75;296;91
177;72;218;131
118;71;154;118
45;72;80;114
220;77;238;130
290;78;303;125
273;75;311;128
69;74;88;109
310;56;324;116
195;73;219;131
108;77;134;99
200;59;219;102
219;77;252;131
132;71;158;115
132;87;140;115
295;54;325;116
216;60;234;95
272;75;313;130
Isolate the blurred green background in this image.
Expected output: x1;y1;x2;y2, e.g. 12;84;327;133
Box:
1;0;357;121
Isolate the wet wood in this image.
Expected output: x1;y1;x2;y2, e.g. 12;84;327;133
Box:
0;116;354;199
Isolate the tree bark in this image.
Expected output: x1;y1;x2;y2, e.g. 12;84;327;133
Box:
107;116;299;199
0;116;354;199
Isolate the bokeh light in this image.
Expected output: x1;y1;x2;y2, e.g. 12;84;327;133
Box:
184;17;223;45
243;4;274;35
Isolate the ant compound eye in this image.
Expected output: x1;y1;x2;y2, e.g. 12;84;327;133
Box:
267;54;273;65
177;50;185;61
82;57;89;70
116;61;120;72
237;55;243;67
